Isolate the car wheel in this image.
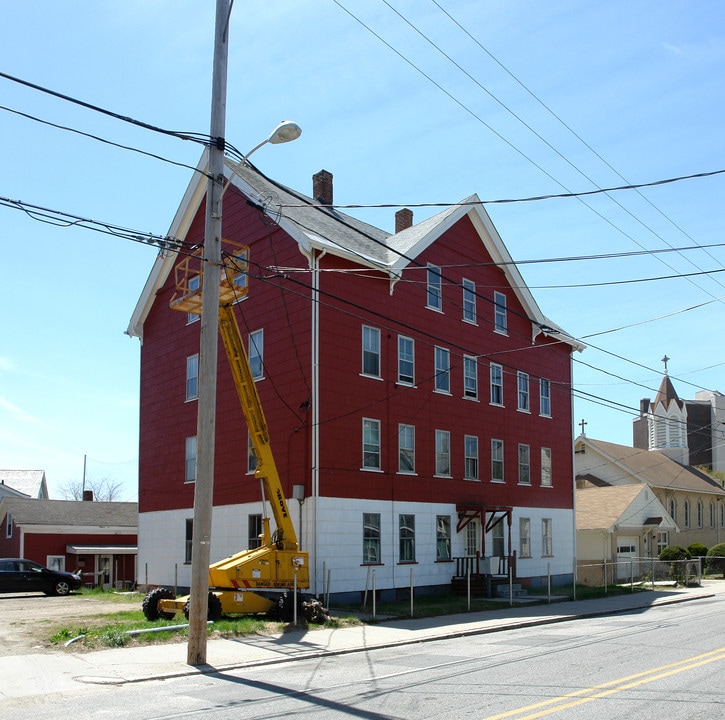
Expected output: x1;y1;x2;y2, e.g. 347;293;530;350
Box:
53;580;71;596
142;587;177;621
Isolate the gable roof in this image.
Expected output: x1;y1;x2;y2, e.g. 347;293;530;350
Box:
0;497;137;530
576;484;676;532
575;436;725;496
0;470;48;499
127;153;583;352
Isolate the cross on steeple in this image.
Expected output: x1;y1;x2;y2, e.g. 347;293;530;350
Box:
662;355;670;374
579;418;587;436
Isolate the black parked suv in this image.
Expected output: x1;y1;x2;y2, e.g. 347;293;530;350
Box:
0;558;82;596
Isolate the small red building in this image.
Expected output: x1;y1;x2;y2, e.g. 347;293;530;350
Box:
128;155;583;602
0;497;138;589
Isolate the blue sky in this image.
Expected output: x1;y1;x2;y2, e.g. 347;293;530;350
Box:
2;1;724;499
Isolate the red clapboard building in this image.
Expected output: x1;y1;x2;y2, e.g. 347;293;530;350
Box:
128;154;583;602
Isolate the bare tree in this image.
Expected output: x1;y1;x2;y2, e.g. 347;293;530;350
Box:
59;476;126;502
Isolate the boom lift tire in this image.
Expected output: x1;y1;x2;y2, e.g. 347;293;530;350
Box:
142;587;177;621
183;592;222;622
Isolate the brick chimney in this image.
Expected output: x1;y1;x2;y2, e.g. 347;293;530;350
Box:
395;208;413;233
83;490;94;502
313;170;333;206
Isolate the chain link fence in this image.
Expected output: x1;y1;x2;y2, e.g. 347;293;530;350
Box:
577;557;703;591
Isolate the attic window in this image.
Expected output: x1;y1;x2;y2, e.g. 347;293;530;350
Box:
5;513;11;539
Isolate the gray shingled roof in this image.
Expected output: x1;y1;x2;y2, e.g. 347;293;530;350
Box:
581;438;725;496
0;470;47;498
0;497;137;528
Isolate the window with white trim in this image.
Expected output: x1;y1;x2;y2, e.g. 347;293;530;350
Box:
540;378;551;417
462;278;476;323
463;355;478;399
491;439;504;482
434;346;451;393
464;435;479;480
5;513;12;539
435;429;451;476
247;434;258;474
47;555;65;572
684;499;691;528
490;363;503;405
697;500;703;528
710;501;716;528
465;521;478;556
670;498;677;523
185;436;197;483
363;513;381;563
494;291;507;333
542;518;553;556
398;335;414;385
427;264;442;310
362;325;381;377
249;329;264;380
541;447;552;486
185;519;193;563
186;354;199;401
398;424;415;474
518;444;531;485
519;518;531;558
399;514;416;562
517;371;530;411
363;418;381;470
187;274;200;324
436;515;451;561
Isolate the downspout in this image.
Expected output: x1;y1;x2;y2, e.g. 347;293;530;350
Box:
310;248;326;597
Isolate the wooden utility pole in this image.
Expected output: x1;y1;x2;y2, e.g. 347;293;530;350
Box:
187;0;230;667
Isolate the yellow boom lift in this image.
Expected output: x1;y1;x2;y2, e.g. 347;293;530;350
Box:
142;243;320;622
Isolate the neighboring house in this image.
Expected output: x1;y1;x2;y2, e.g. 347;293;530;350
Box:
575;435;725;551
127;154;584;603
633;369;725;474
0;497;138;588
576;484;677;584
0;470;49;499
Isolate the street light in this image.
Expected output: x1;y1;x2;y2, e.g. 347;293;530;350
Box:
220;121;302;200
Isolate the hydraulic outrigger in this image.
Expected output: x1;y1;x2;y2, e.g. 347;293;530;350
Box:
142;243;321;622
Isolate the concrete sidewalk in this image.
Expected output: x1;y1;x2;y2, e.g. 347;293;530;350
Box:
1;581;723;700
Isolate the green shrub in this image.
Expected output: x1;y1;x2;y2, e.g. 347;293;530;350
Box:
658;545;690;561
706;542;725;577
688;543;708;559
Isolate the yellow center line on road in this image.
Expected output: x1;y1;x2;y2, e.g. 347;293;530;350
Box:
482;647;725;720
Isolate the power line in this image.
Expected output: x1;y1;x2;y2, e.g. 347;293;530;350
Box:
0;70;211;146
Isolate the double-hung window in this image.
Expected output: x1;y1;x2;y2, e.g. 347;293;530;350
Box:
362;326;381;377
436;516;451;561
463;355;478;399
398;335;414;385
185;436;197;483
362;418;382;470
249;329;264;380
542;518;553;556
248;514;262;549
494;291;507;333
434;347;451;393
399;514;415;562
541;447;552;486
398;424;415;473
464;435;479;480
491;439;504;482
186;354;199;401
187;274;200;324
490;363;503;405
462;278;476;323
185;519;194;563
427;264;442;310
517;371;530;411
435;430;451;476
518;444;530;485
363;513;381;563
540;378;551;416
519;518;531;558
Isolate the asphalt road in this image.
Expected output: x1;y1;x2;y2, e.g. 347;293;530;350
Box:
4;591;725;719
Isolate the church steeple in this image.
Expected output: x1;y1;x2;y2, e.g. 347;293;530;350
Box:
648;356;689;465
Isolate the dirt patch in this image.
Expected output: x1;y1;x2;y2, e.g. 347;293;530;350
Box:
0;591;143;655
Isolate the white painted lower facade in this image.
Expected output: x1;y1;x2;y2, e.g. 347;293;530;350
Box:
138;498;574;600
